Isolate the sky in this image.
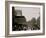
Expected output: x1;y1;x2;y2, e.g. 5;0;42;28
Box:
15;7;40;22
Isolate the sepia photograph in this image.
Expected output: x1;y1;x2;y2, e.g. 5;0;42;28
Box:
12;7;40;31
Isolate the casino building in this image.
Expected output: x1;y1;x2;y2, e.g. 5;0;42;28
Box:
12;7;28;31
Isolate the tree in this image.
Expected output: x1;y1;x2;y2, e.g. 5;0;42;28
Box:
27;18;37;30
37;16;40;29
30;18;36;25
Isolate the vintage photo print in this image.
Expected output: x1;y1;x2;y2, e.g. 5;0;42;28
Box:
9;3;43;35
12;7;40;31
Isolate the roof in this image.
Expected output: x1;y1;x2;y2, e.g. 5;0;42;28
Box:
14;16;26;24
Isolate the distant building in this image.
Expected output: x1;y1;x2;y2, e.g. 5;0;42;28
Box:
12;7;22;16
15;10;22;16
